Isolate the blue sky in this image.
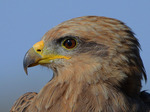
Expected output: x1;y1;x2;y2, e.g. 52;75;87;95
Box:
0;0;150;111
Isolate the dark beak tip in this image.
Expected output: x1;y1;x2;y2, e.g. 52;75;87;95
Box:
24;67;28;75
23;61;28;75
23;55;28;75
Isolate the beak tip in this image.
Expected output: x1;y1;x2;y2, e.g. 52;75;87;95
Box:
23;56;28;75
24;68;28;75
23;51;30;75
23;62;28;75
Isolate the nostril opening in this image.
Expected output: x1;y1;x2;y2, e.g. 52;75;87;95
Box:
37;49;41;52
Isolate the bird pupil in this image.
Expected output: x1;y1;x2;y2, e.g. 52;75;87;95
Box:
67;40;72;46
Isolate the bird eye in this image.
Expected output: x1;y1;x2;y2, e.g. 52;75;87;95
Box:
62;38;77;49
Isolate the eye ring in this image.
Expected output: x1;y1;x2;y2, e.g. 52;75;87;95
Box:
62;38;77;49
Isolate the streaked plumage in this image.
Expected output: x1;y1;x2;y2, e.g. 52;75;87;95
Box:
11;16;150;112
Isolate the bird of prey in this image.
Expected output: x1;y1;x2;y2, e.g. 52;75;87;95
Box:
11;16;150;112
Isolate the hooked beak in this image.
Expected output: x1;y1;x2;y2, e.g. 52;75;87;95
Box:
23;47;42;75
23;40;44;75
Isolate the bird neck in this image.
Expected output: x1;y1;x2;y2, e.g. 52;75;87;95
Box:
31;64;142;112
33;74;131;111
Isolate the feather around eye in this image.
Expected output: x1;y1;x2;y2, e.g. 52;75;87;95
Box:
62;38;77;49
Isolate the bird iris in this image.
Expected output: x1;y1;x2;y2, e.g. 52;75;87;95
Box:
62;38;76;49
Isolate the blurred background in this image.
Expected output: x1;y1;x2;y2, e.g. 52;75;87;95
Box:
0;0;150;111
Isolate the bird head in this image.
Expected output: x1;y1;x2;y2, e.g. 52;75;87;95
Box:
23;16;146;96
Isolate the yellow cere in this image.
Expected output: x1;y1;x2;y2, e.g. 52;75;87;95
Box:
33;40;44;53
